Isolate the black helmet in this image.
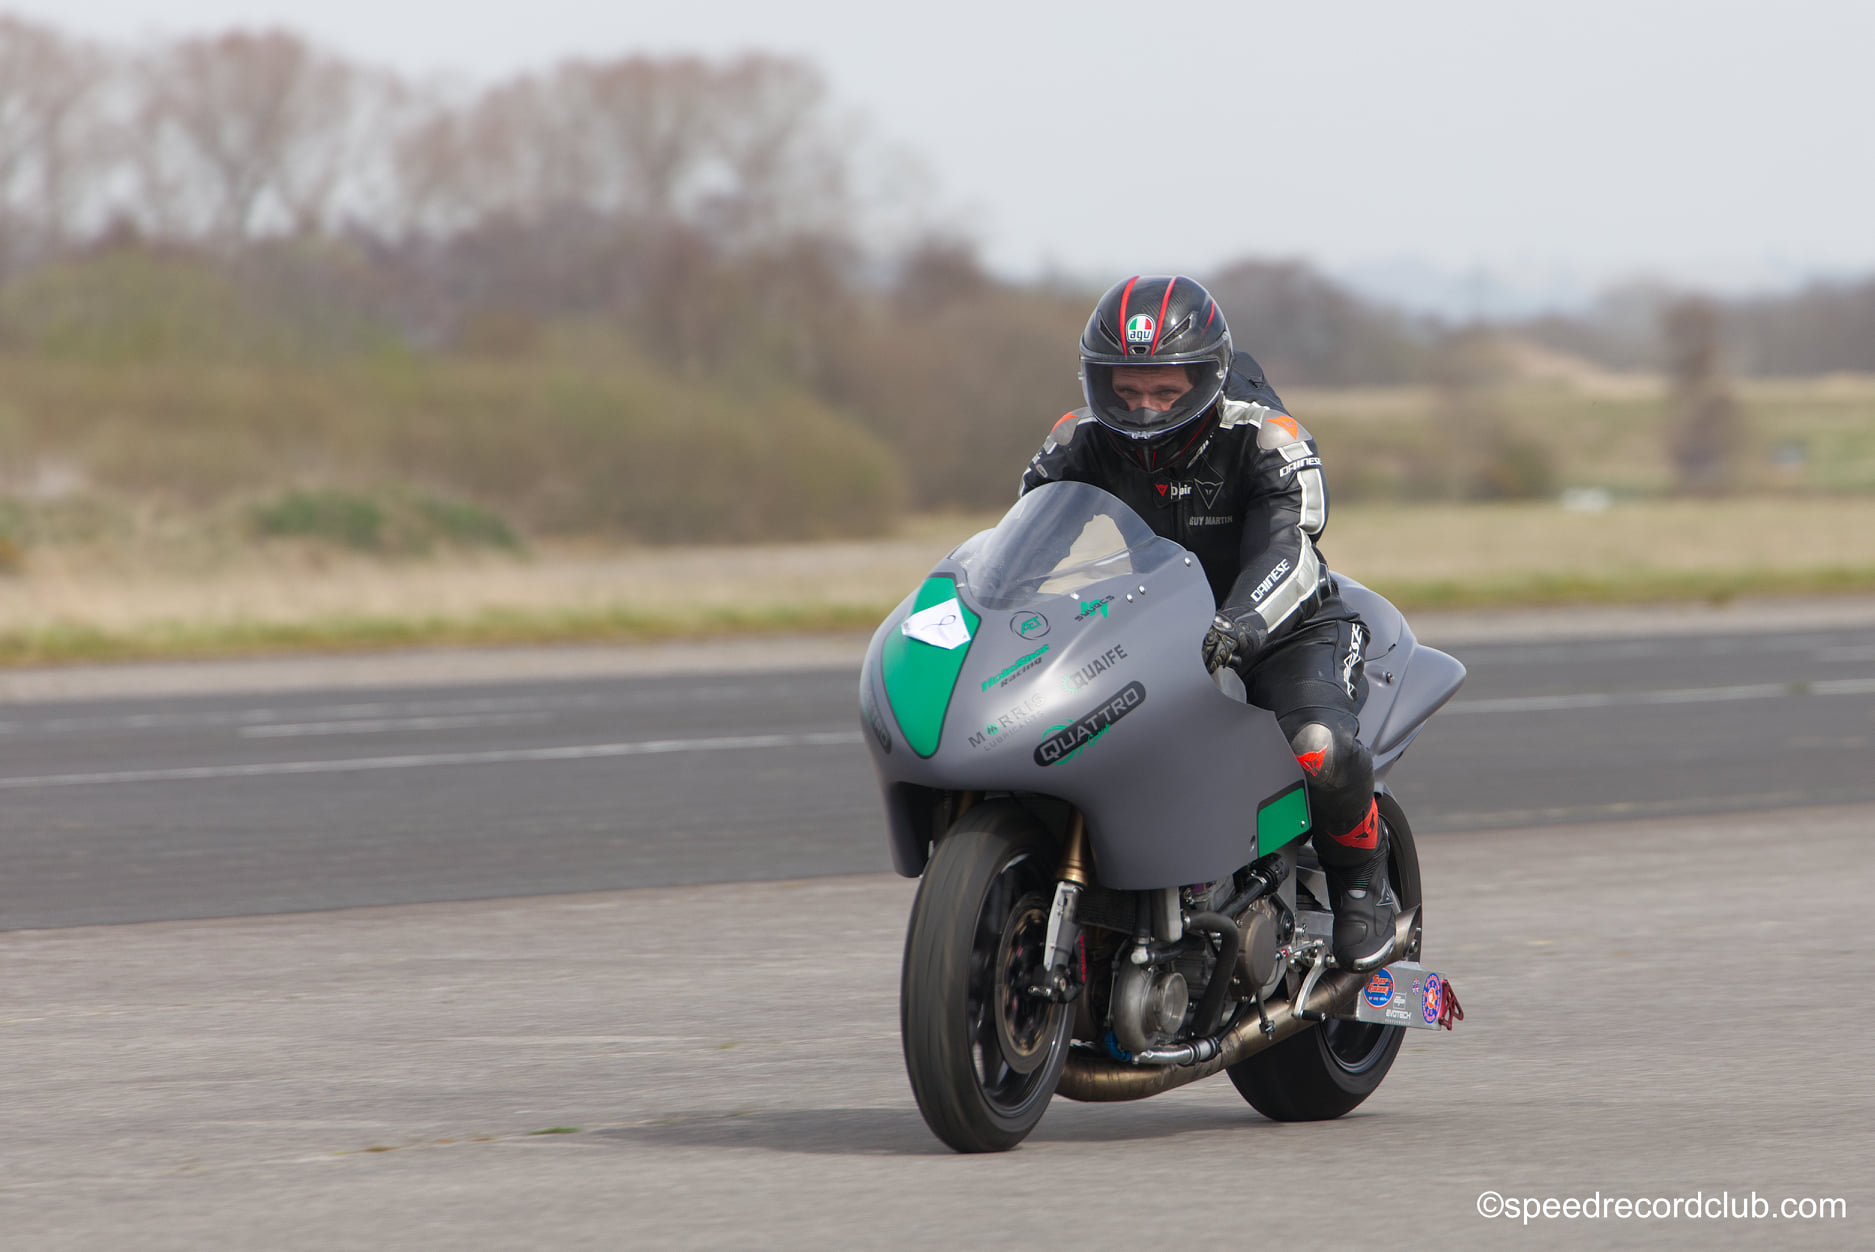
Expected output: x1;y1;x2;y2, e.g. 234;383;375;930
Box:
1080;275;1233;444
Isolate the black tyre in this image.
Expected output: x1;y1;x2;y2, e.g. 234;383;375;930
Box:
901;800;1072;1153
1227;792;1422;1122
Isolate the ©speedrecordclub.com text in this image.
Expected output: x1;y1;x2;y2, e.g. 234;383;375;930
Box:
1476;1190;1846;1225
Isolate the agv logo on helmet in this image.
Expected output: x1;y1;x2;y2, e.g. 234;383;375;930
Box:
1125;314;1155;346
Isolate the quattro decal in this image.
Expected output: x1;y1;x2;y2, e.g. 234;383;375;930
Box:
1034;681;1147;766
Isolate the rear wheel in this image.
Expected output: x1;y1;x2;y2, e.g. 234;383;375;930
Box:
901;800;1071;1153
1227;792;1422;1121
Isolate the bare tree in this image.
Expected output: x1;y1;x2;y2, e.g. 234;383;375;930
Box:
558;57;717;224
0;17;110;264
707;56;848;246
1662;298;1740;495
133;29;391;243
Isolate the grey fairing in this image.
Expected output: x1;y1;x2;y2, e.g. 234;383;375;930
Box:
1337;577;1468;779
862;531;1303;891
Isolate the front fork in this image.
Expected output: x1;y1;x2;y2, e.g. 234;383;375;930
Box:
1028;810;1091;1002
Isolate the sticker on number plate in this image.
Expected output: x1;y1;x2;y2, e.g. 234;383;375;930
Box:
1339;961;1448;1030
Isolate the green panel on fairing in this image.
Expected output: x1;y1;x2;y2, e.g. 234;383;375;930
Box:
1257;780;1312;855
880;576;980;758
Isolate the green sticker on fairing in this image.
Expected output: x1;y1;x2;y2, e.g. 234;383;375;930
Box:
880;576;980;758
1256;780;1311;855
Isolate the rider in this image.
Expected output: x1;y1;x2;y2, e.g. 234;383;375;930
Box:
1019;275;1392;968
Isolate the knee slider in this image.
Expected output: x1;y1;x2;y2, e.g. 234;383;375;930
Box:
1290;719;1366;793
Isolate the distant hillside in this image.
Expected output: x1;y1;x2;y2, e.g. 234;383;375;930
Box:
1509;277;1875;376
1201;259;1433;387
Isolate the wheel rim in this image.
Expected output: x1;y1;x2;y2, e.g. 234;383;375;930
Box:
966;854;1066;1113
993;893;1053;1074
1319;1015;1393;1073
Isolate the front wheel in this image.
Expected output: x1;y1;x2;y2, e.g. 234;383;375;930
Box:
1227;791;1422;1121
901;799;1071;1153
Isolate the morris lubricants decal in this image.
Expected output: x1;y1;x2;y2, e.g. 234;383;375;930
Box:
968;687;1054;751
1034;681;1146;766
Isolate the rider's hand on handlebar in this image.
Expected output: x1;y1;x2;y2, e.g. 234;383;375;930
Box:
1202;614;1259;675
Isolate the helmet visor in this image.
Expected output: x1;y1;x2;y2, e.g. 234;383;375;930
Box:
1082;361;1225;439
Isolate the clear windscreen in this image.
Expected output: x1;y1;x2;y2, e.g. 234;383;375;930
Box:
950;480;1182;610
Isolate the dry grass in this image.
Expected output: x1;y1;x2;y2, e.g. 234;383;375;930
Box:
1293;373;1875;501
5;497;1875;664
1327;496;1875;582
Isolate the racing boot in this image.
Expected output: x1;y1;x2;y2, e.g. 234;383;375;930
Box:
1317;799;1396;969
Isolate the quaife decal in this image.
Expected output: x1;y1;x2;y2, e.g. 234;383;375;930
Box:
1010;610;1049;640
1034;681;1146;766
980;644;1049;692
1075;596;1113;622
1059;643;1128;693
967;688;1053;749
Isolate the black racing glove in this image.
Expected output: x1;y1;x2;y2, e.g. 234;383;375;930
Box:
1201;614;1262;675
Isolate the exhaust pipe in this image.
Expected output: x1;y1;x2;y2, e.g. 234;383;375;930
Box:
1056;908;1420;1103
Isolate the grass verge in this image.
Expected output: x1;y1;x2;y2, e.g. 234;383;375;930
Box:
0;601;897;667
5;565;1875;668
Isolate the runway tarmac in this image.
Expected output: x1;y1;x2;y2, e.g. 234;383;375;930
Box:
2;803;1867;1249
3;615;1872;1246
1;623;1873;928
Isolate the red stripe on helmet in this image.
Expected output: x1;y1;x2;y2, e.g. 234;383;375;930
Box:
1149;277;1177;353
1203;299;1216;329
1116;276;1138;351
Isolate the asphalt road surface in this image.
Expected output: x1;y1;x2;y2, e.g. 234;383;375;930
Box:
4;624;1875;929
4;804;1868;1249
4;620;1872;1249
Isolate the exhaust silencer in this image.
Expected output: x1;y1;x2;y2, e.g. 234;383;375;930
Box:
1056;907;1420;1103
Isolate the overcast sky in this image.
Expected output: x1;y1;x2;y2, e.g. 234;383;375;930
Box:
20;0;1875;310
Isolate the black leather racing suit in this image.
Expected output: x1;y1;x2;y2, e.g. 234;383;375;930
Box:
1018;351;1381;861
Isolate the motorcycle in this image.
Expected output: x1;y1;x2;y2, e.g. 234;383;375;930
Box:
858;480;1467;1153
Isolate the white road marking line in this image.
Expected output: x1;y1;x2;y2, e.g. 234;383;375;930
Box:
1446;683;1787;713
239;713;551;738
0;731;865;791
1815;677;1875;695
0;684;777;736
1445;678;1875;714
